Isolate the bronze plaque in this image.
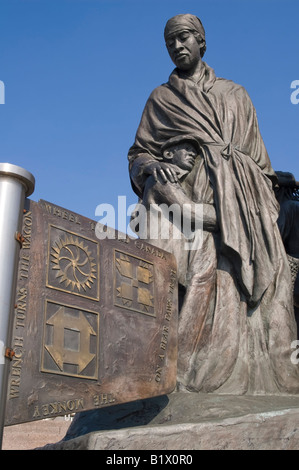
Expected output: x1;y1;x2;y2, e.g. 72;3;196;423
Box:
4;199;178;425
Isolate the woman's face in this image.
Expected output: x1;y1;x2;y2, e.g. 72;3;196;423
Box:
165;29;201;71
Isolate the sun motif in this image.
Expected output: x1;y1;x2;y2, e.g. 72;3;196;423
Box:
51;235;97;292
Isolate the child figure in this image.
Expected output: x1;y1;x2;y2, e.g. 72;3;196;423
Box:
131;134;217;236
160;135;200;175
143;134;202;208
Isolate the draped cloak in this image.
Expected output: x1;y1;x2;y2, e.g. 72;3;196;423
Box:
128;62;299;394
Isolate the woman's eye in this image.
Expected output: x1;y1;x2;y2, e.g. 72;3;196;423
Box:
179;33;189;41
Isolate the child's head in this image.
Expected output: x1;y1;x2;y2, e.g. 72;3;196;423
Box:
161;135;200;171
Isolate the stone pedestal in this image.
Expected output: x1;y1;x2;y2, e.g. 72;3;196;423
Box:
37;392;299;450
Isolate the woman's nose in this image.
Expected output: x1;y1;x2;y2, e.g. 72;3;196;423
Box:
173;38;183;51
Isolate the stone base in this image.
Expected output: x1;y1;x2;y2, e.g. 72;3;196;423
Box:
37;392;299;450
2;417;71;450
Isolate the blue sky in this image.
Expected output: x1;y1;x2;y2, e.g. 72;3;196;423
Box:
0;0;298;229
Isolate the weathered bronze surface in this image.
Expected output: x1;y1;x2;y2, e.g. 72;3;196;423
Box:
276;171;299;335
128;13;299;395
4;199;178;425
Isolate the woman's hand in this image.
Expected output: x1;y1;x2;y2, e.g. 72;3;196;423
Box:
144;161;178;184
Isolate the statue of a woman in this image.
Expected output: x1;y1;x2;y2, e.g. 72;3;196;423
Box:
128;14;299;394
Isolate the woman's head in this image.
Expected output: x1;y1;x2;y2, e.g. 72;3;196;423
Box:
164;14;207;64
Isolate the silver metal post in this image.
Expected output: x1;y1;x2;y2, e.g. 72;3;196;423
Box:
0;163;35;448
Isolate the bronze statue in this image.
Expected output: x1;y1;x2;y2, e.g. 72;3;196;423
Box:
128;14;299;394
276;171;299;334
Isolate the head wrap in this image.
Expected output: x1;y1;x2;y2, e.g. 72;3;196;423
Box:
164;14;206;57
164;14;205;40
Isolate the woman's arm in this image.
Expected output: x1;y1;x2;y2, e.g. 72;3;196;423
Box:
143;175;218;232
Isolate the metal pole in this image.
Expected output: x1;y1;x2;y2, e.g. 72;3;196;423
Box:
0;163;35;448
